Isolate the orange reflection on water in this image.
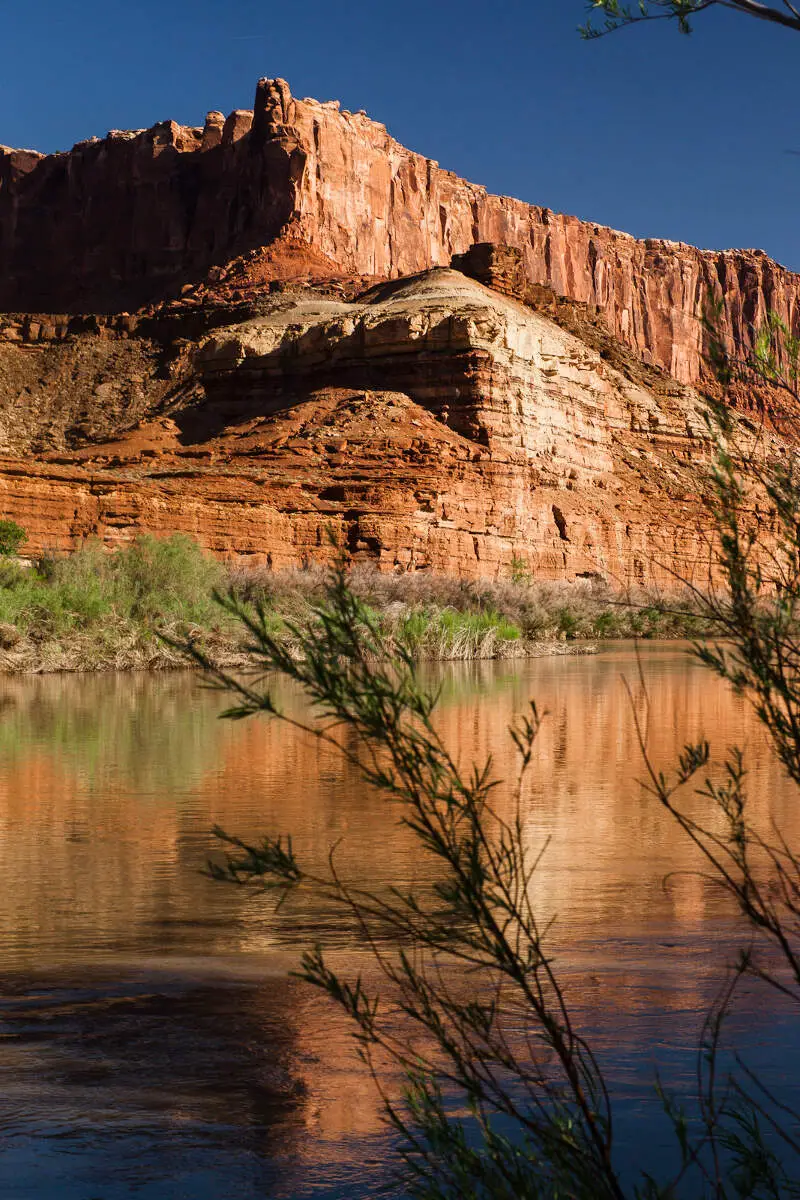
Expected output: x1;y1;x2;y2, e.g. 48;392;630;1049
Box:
0;644;796;1192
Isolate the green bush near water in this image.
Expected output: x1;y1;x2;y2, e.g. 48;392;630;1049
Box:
0;535;226;638
393;606;522;657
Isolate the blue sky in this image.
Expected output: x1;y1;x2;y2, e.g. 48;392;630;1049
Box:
3;2;798;269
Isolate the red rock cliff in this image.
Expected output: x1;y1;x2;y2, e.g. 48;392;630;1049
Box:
2;77;798;387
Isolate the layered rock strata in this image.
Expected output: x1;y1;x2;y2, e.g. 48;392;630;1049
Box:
2;77;798;388
1;82;794;584
0;270;720;585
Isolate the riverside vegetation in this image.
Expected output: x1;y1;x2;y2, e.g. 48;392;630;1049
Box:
0;530;711;672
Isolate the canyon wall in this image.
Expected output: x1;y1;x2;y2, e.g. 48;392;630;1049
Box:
2;78;798;386
0;271;718;585
0;80;794;583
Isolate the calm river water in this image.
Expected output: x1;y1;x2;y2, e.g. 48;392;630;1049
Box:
0;645;798;1197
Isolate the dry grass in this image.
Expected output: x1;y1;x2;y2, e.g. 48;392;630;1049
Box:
0;620;256;675
227;562;711;646
0;546;711;674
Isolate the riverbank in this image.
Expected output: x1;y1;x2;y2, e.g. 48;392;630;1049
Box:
0;536;711;673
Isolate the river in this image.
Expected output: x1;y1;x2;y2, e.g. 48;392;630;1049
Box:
0;645;797;1197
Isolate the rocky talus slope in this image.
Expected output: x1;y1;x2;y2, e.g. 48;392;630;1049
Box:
0;79;796;583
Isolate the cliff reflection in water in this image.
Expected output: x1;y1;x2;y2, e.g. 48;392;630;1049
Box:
0;646;794;1198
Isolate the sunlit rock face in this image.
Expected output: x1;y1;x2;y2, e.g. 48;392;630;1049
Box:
0;269;717;585
2;77;798;386
199;268;701;460
0;80;795;582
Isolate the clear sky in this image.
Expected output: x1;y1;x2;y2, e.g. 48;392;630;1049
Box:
3;2;798;270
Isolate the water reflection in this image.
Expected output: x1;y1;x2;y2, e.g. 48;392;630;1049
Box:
0;647;795;1196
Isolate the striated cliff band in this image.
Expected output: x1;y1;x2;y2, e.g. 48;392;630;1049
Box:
0;78;796;583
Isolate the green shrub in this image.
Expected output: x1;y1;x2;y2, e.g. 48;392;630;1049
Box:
198;541;800;1199
509;553;532;586
0;534;227;640
106;534;224;625
392;605;522;658
0;520;27;558
592;609;625;638
229;562;711;646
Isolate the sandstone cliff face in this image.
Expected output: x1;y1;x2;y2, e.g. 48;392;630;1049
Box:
198;269;704;470
0;83;793;585
2;77;798;388
0;271;718;586
0;93;297;313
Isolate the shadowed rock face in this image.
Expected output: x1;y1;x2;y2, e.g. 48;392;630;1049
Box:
0;87;298;313
2;77;799;387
